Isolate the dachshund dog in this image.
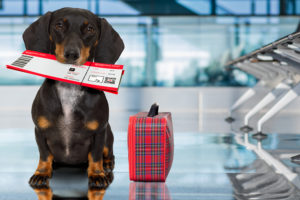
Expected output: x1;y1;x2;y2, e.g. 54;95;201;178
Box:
23;7;124;192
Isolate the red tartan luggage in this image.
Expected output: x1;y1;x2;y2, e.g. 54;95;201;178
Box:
128;103;174;182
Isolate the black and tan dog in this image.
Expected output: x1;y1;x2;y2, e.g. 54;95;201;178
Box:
23;7;124;192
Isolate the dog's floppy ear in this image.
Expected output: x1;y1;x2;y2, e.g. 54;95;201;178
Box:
23;12;52;53
95;18;124;64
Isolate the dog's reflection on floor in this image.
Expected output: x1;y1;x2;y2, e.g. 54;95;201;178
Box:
30;167;111;200
32;188;53;200
31;168;172;200
33;187;105;200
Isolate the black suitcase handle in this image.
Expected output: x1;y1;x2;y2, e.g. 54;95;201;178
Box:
147;103;159;117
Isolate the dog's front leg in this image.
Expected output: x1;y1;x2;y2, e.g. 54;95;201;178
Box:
87;129;110;190
29;127;53;188
103;124;115;184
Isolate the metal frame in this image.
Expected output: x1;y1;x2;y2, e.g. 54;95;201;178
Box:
227;31;300;136
243;81;290;126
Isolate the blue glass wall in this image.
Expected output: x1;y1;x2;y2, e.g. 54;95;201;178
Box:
0;1;299;86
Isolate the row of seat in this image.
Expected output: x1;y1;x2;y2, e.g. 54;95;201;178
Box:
226;31;300;162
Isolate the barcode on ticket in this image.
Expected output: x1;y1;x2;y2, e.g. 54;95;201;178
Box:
11;55;33;68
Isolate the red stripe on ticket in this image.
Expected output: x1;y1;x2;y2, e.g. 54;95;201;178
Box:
6;50;124;94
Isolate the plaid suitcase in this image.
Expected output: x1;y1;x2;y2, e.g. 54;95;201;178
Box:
128;103;174;182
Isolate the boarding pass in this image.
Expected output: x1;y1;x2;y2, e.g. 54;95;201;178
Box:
6;50;124;94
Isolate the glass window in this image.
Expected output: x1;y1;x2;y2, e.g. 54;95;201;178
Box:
176;0;211;15
42;0;91;13
99;0;140;15
0;0;24;15
0;16;298;87
217;0;252;15
255;0;267;15
271;0;279;15
296;0;300;14
27;0;39;15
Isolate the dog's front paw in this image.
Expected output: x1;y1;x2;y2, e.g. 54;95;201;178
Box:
29;174;50;189
103;156;114;183
104;169;114;184
88;175;110;190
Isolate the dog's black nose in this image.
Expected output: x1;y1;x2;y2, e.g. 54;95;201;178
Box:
64;50;79;61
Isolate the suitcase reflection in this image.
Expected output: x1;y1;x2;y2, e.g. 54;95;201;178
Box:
129;182;172;200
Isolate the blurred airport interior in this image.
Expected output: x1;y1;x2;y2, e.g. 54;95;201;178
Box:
2;0;300;132
2;0;300;87
3;0;300;199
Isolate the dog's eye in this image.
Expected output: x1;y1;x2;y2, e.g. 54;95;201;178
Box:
55;22;63;30
87;26;95;33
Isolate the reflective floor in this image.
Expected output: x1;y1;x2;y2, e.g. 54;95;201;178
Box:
1;129;300;199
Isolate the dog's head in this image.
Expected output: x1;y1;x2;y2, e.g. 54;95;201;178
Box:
23;8;124;65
